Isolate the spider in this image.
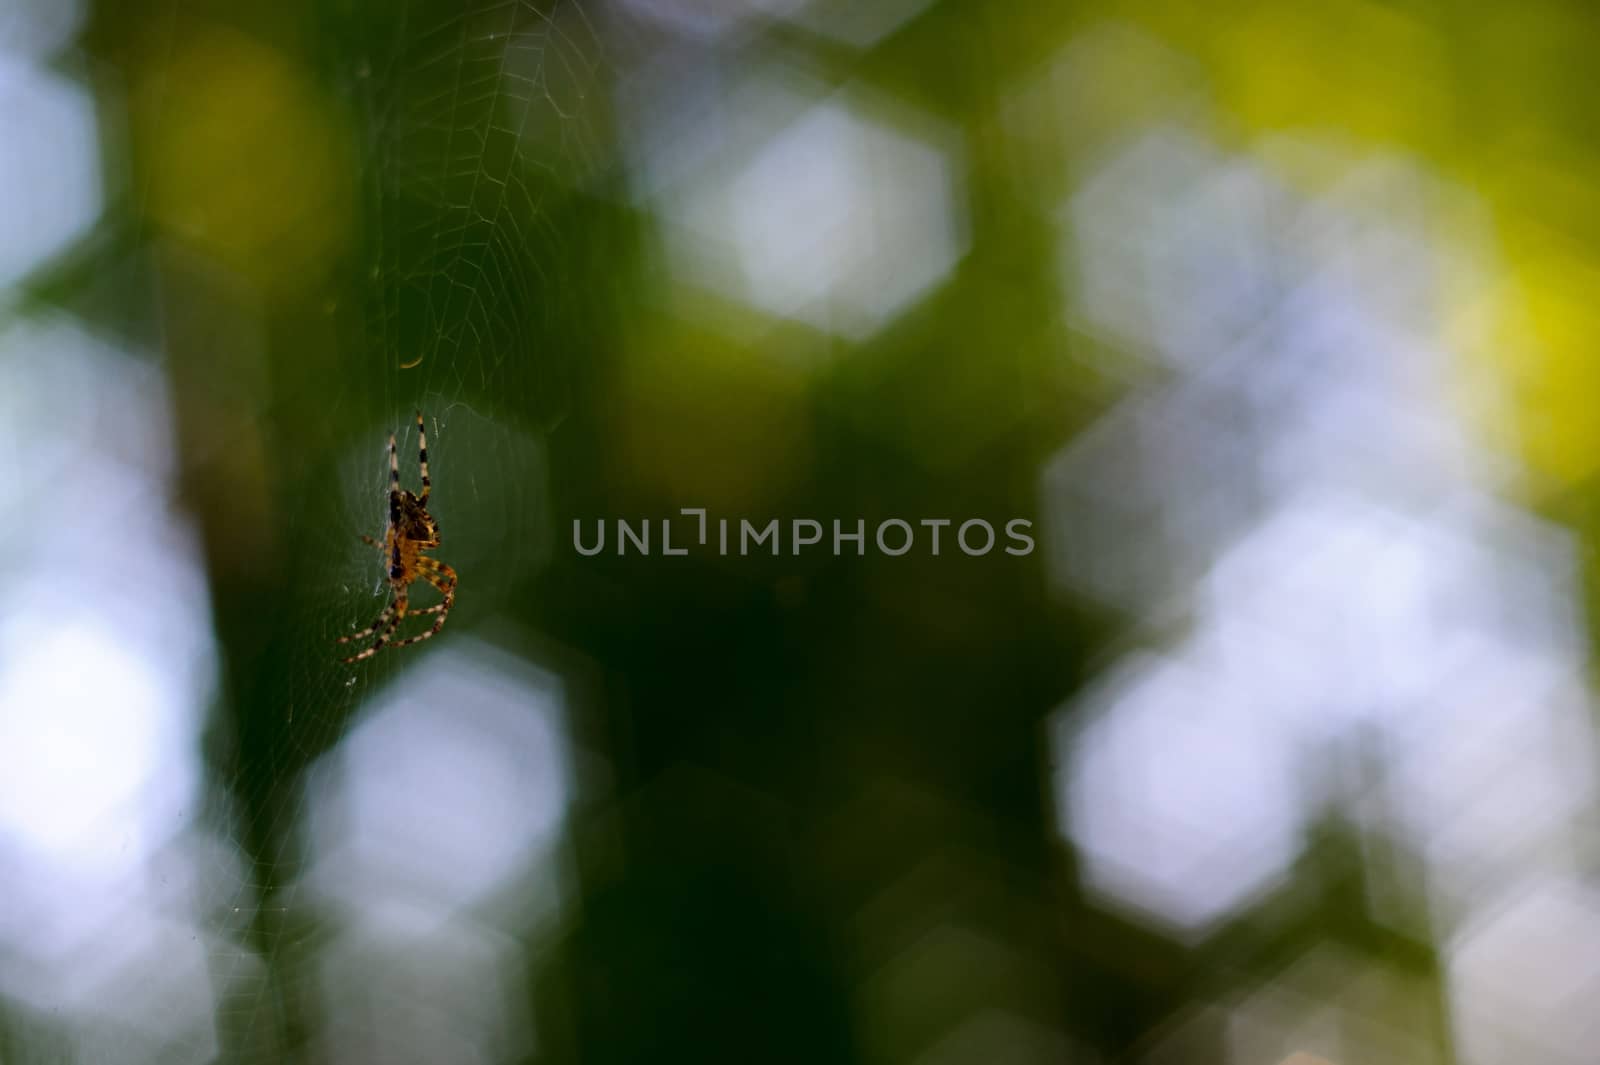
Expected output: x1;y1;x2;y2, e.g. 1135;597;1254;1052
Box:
338;411;457;663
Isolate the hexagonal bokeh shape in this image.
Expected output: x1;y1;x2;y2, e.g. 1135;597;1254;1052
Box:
660;84;966;341
1448;875;1600;1065
1054;649;1304;938
1039;382;1261;615
317;904;531;1065
1064;127;1278;370
0;60;102;289
304;640;570;915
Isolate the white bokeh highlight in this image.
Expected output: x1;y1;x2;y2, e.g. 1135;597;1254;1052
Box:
1061;650;1302;935
1448;875;1600;1065
1043;33;1600;976
302;638;573;1058
0;318;223;1064
616;0;803;43
641;75;966;341
0;57;101;289
317;900;534;1065
306;640;571;915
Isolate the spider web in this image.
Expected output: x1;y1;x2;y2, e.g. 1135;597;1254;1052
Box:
194;2;612;1060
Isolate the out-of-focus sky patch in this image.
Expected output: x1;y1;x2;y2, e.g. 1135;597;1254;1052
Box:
0;317;227;1064
624;0;935;49
1057;649;1304;938
631;59;967;344
303;638;571;919
1447;873;1600;1065
1040;40;1600;978
617;0;801;44
315;899;534;1065
0;0;84;59
0;55;102;291
718;93;964;341
1012;9;1600;495
0;318;213;878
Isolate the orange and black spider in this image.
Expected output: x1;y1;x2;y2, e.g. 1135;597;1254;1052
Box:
338;412;458;663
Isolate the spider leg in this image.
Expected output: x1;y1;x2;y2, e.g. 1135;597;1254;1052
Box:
383;429;406;576
341;592;408;663
418;558;456;595
415;411;431;504
388;429;402;518
342;613;402;663
337;593;402;645
336;601;392;644
389;562;455;650
361;534;381;548
395;561;456;618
